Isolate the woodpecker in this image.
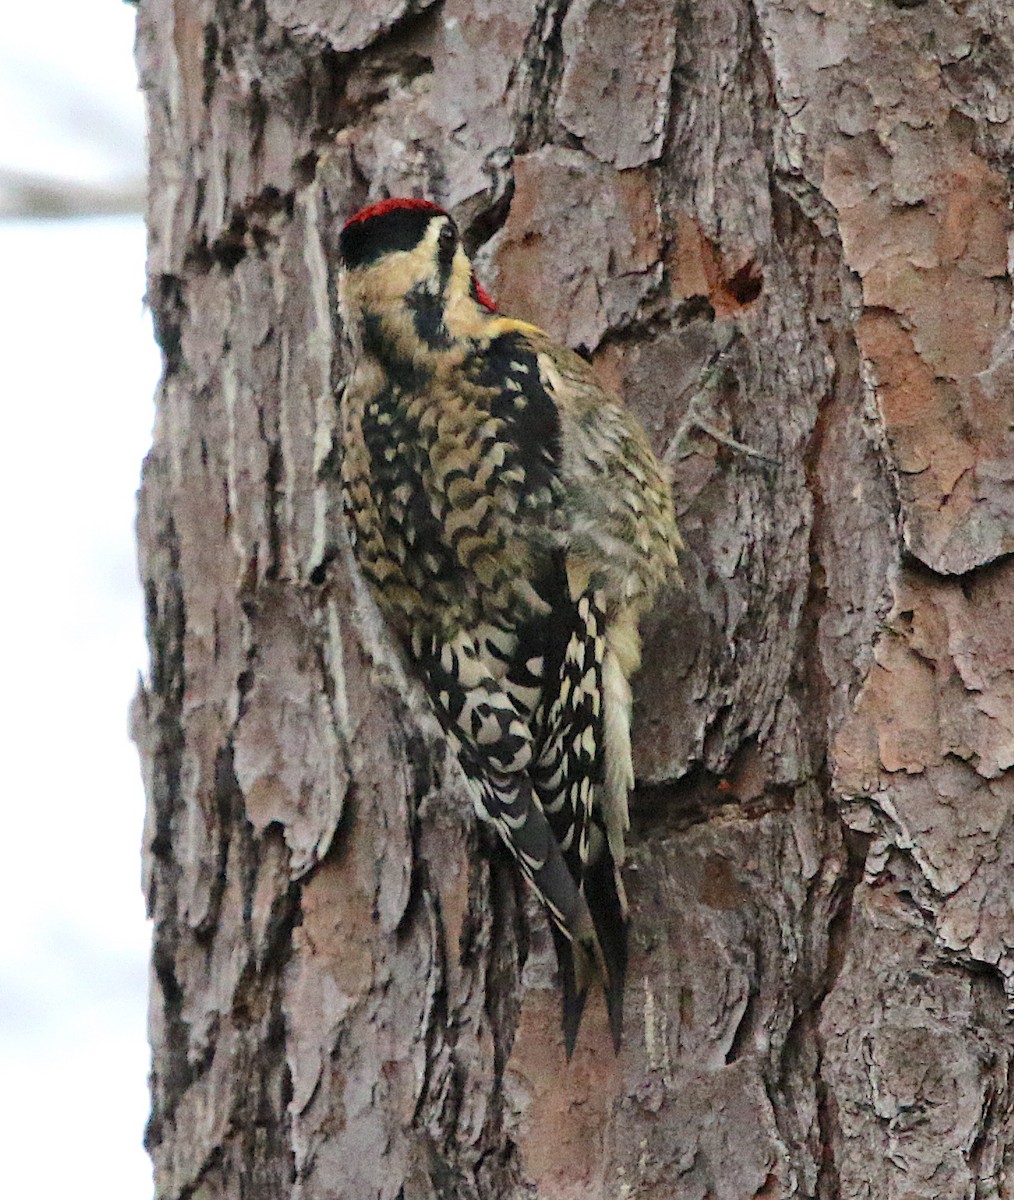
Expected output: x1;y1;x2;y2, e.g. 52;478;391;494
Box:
337;197;680;1055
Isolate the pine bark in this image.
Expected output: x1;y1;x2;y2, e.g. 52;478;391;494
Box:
134;2;1014;1197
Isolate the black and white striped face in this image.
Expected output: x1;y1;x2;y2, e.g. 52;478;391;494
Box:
337;198;496;357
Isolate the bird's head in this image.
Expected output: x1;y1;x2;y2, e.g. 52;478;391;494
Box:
338;198;497;363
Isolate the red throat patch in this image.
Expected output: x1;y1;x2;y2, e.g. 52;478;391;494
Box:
472;277;498;313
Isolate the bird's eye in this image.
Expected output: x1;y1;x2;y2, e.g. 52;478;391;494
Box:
437;222;458;270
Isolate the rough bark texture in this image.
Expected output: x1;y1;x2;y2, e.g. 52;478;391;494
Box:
134;2;1014;1197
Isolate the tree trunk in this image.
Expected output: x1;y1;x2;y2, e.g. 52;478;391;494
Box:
134;2;1014;1197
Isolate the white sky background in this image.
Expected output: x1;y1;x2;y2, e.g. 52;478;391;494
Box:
0;3;157;1196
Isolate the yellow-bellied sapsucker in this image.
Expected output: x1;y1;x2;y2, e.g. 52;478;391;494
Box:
338;197;680;1055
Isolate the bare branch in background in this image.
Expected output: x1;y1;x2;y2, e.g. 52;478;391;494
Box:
0;167;144;219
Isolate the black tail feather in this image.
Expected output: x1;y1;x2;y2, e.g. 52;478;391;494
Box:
581;853;628;1053
546;855;628;1056
480;768;629;1055
549;923;590;1059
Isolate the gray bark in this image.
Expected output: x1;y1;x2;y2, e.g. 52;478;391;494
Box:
134;1;1014;1197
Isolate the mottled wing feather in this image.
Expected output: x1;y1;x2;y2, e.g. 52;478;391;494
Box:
530;591;606;866
414;627;533;776
531;334;682;604
415;626;601;998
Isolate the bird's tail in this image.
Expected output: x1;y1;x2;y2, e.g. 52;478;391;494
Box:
549;922;592;1058
581;848;628;1053
546;847;628;1058
480;769;628;1056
